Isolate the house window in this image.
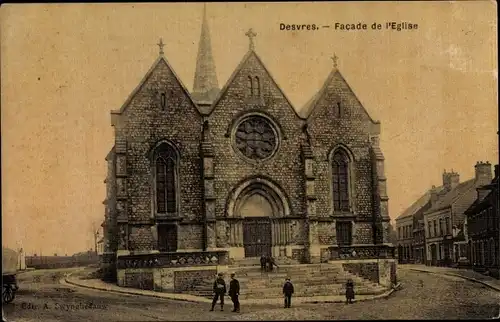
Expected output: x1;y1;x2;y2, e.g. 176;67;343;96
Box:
154;143;178;214
398;227;401;240
439;219;444;236
336;221;353;246
428;221;432;237
433;220;437;237
336;102;342;117
332;149;350;212
445;217;450;235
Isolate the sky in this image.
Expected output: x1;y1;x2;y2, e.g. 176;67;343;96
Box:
1;2;498;255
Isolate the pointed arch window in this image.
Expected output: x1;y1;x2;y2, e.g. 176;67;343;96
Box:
254;76;260;96
248;76;253;96
332;150;350;212
154;143;178;214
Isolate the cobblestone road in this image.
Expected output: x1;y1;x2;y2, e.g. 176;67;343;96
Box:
3;267;499;321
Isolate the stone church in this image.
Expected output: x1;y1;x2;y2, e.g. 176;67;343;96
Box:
102;6;392;272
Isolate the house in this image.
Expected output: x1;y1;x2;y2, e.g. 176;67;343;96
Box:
465;164;499;277
396;185;445;264
424;162;493;266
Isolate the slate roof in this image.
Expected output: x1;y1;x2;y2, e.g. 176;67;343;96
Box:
396;185;445;220
425;179;476;214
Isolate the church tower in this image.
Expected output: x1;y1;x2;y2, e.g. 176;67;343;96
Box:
192;4;219;107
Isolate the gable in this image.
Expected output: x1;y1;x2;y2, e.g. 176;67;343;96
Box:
209;50;302;120
305;69;378;124
111;56;201;120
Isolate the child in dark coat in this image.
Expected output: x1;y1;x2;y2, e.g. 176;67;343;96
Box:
210;273;227;311
282;278;294;308
345;278;355;304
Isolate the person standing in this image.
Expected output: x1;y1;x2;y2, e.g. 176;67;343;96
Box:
228;273;240;312
210;273;226;311
260;254;267;272
345;278;355;304
282;277;294;308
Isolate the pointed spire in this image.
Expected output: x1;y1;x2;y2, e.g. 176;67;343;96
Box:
192;3;219;103
245;28;257;51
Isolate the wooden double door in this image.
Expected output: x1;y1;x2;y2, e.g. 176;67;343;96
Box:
243;217;272;257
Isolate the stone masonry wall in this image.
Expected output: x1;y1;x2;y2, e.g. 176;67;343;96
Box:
114;58;205;251
207;52;307;246
207;52;306;220
308;70;379;244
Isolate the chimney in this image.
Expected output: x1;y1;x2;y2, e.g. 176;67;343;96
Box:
442;170;460;191
474;161;492;186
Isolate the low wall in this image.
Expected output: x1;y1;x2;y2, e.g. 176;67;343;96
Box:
334;258;397;288
116;250;229;293
117;266;225;293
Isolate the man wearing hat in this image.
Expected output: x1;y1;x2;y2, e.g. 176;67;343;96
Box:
228;273;240;312
282;277;294;308
210;272;227;311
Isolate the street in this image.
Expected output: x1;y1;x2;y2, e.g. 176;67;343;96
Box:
3;266;500;321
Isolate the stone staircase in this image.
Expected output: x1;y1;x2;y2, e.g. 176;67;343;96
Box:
186;263;387;299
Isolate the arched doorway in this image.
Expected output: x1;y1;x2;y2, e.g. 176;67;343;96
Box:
229;178;290;258
239;193;273;257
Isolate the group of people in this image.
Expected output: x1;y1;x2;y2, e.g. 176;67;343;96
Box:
209;271;356;312
210;272;295;312
260;254;278;272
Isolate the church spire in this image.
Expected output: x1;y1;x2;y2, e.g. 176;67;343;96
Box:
192;3;219;103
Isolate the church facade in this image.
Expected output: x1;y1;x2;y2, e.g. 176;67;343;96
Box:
101;7;393;274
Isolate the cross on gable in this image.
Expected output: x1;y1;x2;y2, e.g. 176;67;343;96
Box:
245;28;257;50
157;38;165;56
331;54;338;68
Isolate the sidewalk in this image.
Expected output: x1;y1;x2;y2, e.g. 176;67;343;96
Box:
63;274;399;305
403;264;500;292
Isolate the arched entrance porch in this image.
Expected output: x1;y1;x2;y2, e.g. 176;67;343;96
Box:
227;177;291;258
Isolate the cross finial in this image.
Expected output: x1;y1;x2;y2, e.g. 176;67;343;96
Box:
157;38;165;56
331;54;338;69
245;28;257;50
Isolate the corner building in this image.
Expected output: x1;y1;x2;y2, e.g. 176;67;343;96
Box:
102;7;394;286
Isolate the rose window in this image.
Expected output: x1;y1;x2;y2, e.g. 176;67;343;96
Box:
234;116;278;160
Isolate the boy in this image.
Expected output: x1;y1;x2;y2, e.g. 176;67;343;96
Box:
210;273;226;311
282;277;294;308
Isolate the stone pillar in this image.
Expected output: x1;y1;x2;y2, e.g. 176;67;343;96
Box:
303;144;319;263
370;133;391;245
115;136;130;255
201;140;217;250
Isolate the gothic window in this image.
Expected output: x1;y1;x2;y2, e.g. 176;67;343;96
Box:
254;76;261;96
332;150;350;212
233;115;278;161
336;221;352;246
154;143;177;214
248;76;253;96
336;102;342;117
160;93;166;110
